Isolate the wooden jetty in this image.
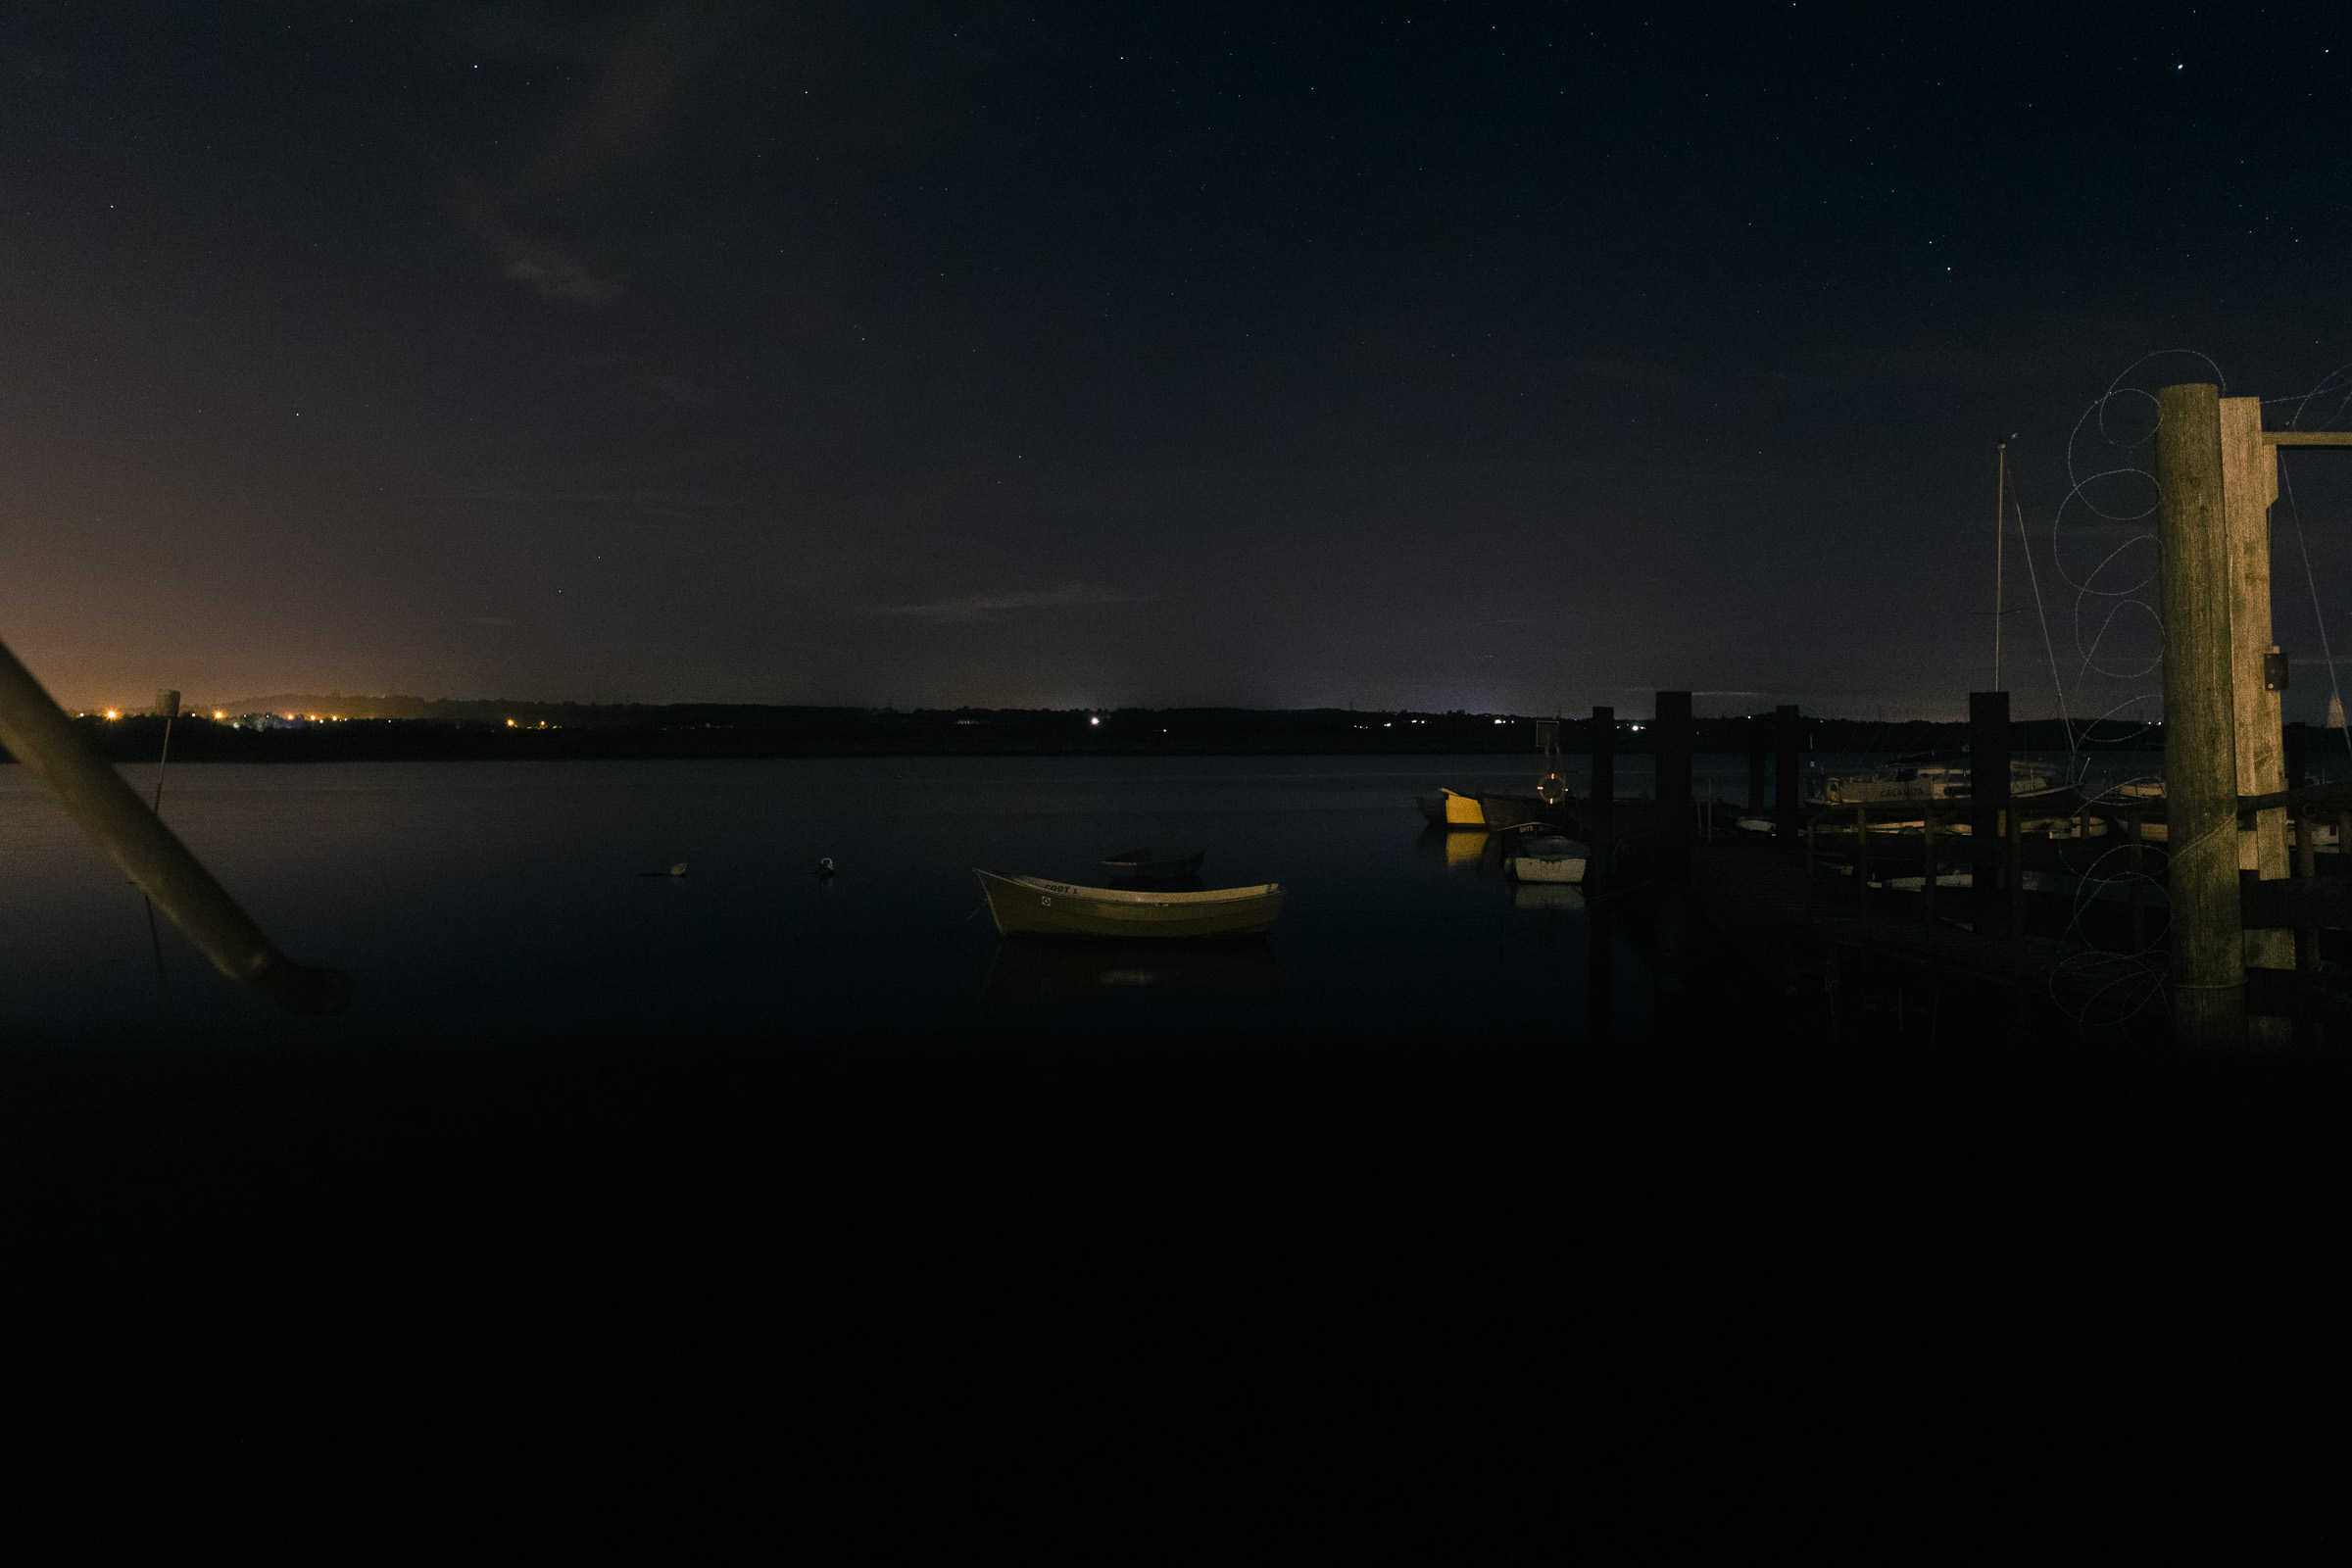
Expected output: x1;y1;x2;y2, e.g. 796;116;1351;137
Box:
1589;392;2352;1047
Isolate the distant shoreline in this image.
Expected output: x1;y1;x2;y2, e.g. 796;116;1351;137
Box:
1;709;2165;765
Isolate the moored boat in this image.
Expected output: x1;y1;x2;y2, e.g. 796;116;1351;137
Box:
1815;760;2069;808
1417;787;1487;828
1477;790;1577;833
1507;832;1589;884
975;869;1283;941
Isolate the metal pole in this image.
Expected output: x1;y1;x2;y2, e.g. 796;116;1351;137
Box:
1994;444;2006;692
0;638;350;1014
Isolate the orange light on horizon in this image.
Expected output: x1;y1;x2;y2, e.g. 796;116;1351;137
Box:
103;709;120;720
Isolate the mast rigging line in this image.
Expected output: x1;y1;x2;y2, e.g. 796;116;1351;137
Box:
2276;454;2352;761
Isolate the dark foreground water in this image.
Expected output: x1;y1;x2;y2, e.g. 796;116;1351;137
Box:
2;758;2341;1549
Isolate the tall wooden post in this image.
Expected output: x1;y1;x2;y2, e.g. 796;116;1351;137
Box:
1747;721;1766;811
1590;706;1615;881
1655;691;1692;877
1971;691;2009;934
1774;704;1800;841
2156;382;2246;1048
1653;692;1693;1007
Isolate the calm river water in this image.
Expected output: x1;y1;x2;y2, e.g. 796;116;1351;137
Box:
0;754;1678;1046
6;750;2331;1552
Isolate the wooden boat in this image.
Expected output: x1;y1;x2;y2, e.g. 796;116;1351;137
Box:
1476;790;1577;833
1507;833;1589;884
1416;788;1487;828
1102;846;1205;881
975;869;1283;940
1815;760;2067;808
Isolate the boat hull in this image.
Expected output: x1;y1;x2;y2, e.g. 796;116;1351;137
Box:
1478;791;1578;833
976;869;1283;941
1509;855;1588;884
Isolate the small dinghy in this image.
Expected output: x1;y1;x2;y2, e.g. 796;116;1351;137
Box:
1417;788;1487;828
1102;846;1206;881
975;869;1282;941
1507;833;1589;885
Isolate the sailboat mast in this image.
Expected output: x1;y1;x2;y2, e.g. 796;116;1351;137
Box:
1993;444;2006;691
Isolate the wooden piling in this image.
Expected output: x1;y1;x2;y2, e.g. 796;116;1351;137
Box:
2006;796;2024;948
1971;691;2009;935
1655;691;1692;878
1922;809;1939;930
1854;804;1870;918
1775;704;1800;840
1747;725;1766;811
2296;808;2319;973
2129;808;2147;951
2155;381;2246;1047
1653;691;1693;1005
1590;705;1615;879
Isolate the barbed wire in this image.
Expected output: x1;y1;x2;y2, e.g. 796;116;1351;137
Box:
2007;354;2352;1027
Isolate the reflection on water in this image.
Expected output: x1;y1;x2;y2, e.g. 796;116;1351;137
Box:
983;938;1280;1004
1442;828;1493;868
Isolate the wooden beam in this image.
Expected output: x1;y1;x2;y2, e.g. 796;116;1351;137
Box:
2261;431;2352;445
2222;397;2293;1027
2241;778;2352;816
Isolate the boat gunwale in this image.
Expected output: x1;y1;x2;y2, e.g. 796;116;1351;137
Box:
978;869;1280;906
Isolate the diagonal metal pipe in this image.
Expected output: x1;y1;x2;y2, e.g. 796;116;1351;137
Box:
0;636;352;1015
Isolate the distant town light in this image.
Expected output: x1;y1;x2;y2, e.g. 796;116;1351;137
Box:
1090;716;1100;725
213;710;225;720
507;718;517;727
103;709;120;720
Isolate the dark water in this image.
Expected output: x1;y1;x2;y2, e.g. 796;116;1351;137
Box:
1;755;1653;1046
3;757;2336;1546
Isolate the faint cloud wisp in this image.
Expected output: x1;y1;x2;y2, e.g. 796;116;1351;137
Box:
866;583;1133;623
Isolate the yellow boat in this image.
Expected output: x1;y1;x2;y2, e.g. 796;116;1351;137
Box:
1414;787;1487;828
974;869;1284;941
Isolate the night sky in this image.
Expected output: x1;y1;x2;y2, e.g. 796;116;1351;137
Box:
6;2;2352;721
